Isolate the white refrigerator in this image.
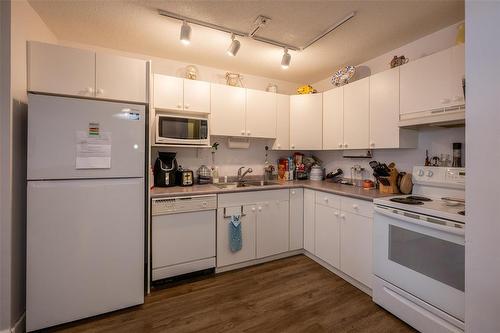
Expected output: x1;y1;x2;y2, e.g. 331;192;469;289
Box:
26;94;146;331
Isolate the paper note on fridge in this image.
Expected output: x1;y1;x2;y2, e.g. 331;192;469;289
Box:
76;131;112;169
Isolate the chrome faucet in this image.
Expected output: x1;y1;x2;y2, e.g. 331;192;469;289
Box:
237;166;253;182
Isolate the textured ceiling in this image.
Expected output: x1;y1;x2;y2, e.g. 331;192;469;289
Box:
28;0;464;83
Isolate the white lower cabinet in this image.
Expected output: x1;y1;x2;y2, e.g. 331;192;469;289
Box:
315;204;341;269
216;190;289;268
217;205;257;267
256;200;289;258
289;188;304;250
303;189;316;254
340;211;373;288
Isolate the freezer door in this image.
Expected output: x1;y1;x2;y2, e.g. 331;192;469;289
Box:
28;94;145;180
26;178;144;331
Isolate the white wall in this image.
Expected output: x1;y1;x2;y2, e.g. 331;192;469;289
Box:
465;2;500;332
0;1;12;330
313;21;463;92
315;127;465;180
1;0;58;330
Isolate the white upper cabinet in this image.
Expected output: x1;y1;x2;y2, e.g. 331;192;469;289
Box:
154;74;210;113
153;75;183;111
28;41;148;103
343;77;370;149
322;87;344;150
28;41;95;97
210;83;246;136
246;89;277;138
450;44;465;105
400;44;465;115
370;68;417;149
95;53;147;103
272;94;290;150
183;79;211;113
290;94;323;150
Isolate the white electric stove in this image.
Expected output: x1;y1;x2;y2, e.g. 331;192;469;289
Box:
373;166;466;333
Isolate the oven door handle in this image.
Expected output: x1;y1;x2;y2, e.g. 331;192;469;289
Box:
374;206;465;236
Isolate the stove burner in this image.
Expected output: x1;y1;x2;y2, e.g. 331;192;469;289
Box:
406;196;432;202
458;211;465;216
390;197;424;205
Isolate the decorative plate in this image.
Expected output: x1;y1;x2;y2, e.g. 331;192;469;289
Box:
331;65;356;87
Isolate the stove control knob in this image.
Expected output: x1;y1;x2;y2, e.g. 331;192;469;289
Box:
418;169;425;177
427;170;434;177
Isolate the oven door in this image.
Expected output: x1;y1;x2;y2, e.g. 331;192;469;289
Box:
373;205;465;321
156;114;209;145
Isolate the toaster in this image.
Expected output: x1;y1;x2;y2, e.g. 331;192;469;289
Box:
176;167;194;186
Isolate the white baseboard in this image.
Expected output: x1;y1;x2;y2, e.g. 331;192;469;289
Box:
10;312;25;333
304;251;372;296
215;249;303;273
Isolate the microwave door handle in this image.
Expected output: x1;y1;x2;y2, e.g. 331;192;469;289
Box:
374;206;465;236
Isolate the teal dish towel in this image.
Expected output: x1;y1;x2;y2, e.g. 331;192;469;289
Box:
229;215;242;252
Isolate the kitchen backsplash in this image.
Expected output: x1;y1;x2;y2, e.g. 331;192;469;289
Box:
153;127;465;178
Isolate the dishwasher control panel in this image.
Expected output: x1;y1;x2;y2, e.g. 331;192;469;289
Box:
152;194;217;215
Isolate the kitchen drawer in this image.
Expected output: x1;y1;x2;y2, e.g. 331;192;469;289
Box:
315;191;341;209
218;189;289;207
341;197;373;218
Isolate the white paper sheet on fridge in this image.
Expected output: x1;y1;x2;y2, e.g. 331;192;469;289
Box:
76;131;112;169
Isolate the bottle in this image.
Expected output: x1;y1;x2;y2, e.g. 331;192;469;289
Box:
452;143;462;167
425;150;431;166
212;167;219;184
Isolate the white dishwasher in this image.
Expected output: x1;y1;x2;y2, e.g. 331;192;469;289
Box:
152;194;217;281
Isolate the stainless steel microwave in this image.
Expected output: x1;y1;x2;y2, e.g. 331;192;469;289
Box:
155;113;209;146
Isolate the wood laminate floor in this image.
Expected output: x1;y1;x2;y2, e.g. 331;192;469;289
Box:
45;255;416;333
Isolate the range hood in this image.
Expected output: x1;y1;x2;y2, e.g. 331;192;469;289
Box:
398;105;465;128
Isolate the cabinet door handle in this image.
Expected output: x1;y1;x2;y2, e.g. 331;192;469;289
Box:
252;207;256;212
277;144;281;148
441;98;451;104
185;104;190;109
341;214;346;219
241;130;245;135
370;142;375;147
352;204;359;210
334;211;339;216
291;190;295;195
344;143;348;148
247;131;251;136
338;143;343;148
85;87;94;94
291;145;295;149
177;103;182;108
324;197;328;202
96;88;104;95
258;206;262;211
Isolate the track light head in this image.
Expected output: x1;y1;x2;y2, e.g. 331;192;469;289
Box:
226;34;241;56
180;20;191;45
281;48;291;69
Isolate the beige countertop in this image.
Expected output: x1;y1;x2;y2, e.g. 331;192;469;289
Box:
150;180;394;202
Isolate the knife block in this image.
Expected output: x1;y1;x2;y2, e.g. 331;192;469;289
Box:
378;168;400;194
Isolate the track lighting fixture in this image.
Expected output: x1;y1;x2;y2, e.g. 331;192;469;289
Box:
281;48;291;69
179;20;191;45
226;34;241;56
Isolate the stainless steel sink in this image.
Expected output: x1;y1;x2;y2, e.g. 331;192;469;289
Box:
244;180;281;187
213;180;280;189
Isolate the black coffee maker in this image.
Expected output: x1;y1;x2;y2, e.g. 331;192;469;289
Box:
153;152;178;187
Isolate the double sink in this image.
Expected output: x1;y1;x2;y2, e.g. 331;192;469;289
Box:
213;180;281;190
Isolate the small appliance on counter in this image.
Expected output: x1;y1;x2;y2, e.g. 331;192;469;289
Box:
197;165;212;185
309;165;324;181
176;166;194;186
154;152;178;187
326;168;343;182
